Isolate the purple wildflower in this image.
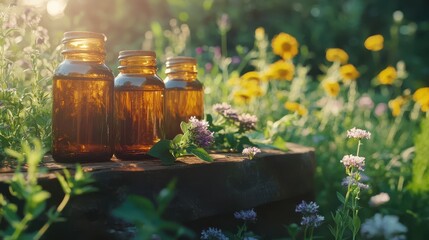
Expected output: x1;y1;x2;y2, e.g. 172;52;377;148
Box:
205;62;213;72
201;227;229;240
213;103;233;114
234;209;257;221
375;103;387;116
243;237;258;240
212;103;240;121
242;147;261;160
224;109;240;121
238;113;258;130
189;116;214;148
300;214;324;228
217;14;231;34
341;176;369;190
358;95;374;109
346;127;371;140
231;56;241;64
213;46;222;60
195;47;204;55
341;154;365;170
295;201;319;215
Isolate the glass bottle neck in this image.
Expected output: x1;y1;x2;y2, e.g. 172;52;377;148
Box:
63;53;105;62
119;67;157;75
118;56;157;75
166;72;197;81
62;37;106;63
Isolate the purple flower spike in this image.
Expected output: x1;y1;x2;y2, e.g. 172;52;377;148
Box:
189;116;214;148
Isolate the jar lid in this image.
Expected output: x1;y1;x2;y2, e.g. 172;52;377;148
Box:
166;56;196;67
62;31;106;43
118;50;156;60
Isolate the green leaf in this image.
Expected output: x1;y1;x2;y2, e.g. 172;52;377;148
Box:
147;140;176;165
2;203;20;227
31;191;51;204
55;172;71;194
206;114;213;124
180;121;191;134
172;134;183;144
225;133;236;146
156;180;176;215
30;201;46;219
272;136;288;151
187;147;213;162
112;195;157;223
336;192;346;204
353;215;361;233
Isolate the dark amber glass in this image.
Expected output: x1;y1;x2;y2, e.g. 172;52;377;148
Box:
114;50;165;160
164;57;204;139
52;31;114;163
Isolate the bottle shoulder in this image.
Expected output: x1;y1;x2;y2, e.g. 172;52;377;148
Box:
164;78;203;90
114;73;165;90
54;60;114;80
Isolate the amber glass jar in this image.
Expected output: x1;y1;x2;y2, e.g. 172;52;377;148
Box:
114;50;165;160
52;31;114;163
164;56;204;139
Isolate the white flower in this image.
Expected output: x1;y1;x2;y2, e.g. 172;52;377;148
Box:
347;127;371;139
369;192;390;207
340;154;365;170
242;147;261;160
361;213;407;240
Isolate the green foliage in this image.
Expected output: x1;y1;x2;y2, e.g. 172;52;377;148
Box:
148;120;213;165
0;139;95;240
0;5;57;160
112;180;195;240
409;117;429;193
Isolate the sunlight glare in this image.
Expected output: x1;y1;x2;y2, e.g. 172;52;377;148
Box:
46;0;67;17
22;0;46;8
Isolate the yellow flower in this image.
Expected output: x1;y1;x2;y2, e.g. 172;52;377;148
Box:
255;27;265;41
413;87;429;112
284;101;308;116
326;48;349;64
377;66;397;85
233;90;253;105
238;71;263;96
322;80;340;97
265;60;295;81
364;34;384;51
272;32;299;60
241;71;261;83
241;81;263;97
340;64;360;82
388;96;406;117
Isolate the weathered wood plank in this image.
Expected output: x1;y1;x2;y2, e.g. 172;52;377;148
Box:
0;143;316;239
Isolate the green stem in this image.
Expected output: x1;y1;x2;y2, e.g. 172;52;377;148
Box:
34;193;71;240
386;109;404;146
347;81;357;113
221;31;228;58
309;227;314;240
304;226;308;240
11;214;33;239
356;140;361;157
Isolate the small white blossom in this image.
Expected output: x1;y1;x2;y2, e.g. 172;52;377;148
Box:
340;154;365;170
201;227;229;240
347;127;371;139
361;214;407;240
234;209;257;221
242;147;261;160
369;192;390;207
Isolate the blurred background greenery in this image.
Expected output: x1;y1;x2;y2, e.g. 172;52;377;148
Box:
6;0;429;89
